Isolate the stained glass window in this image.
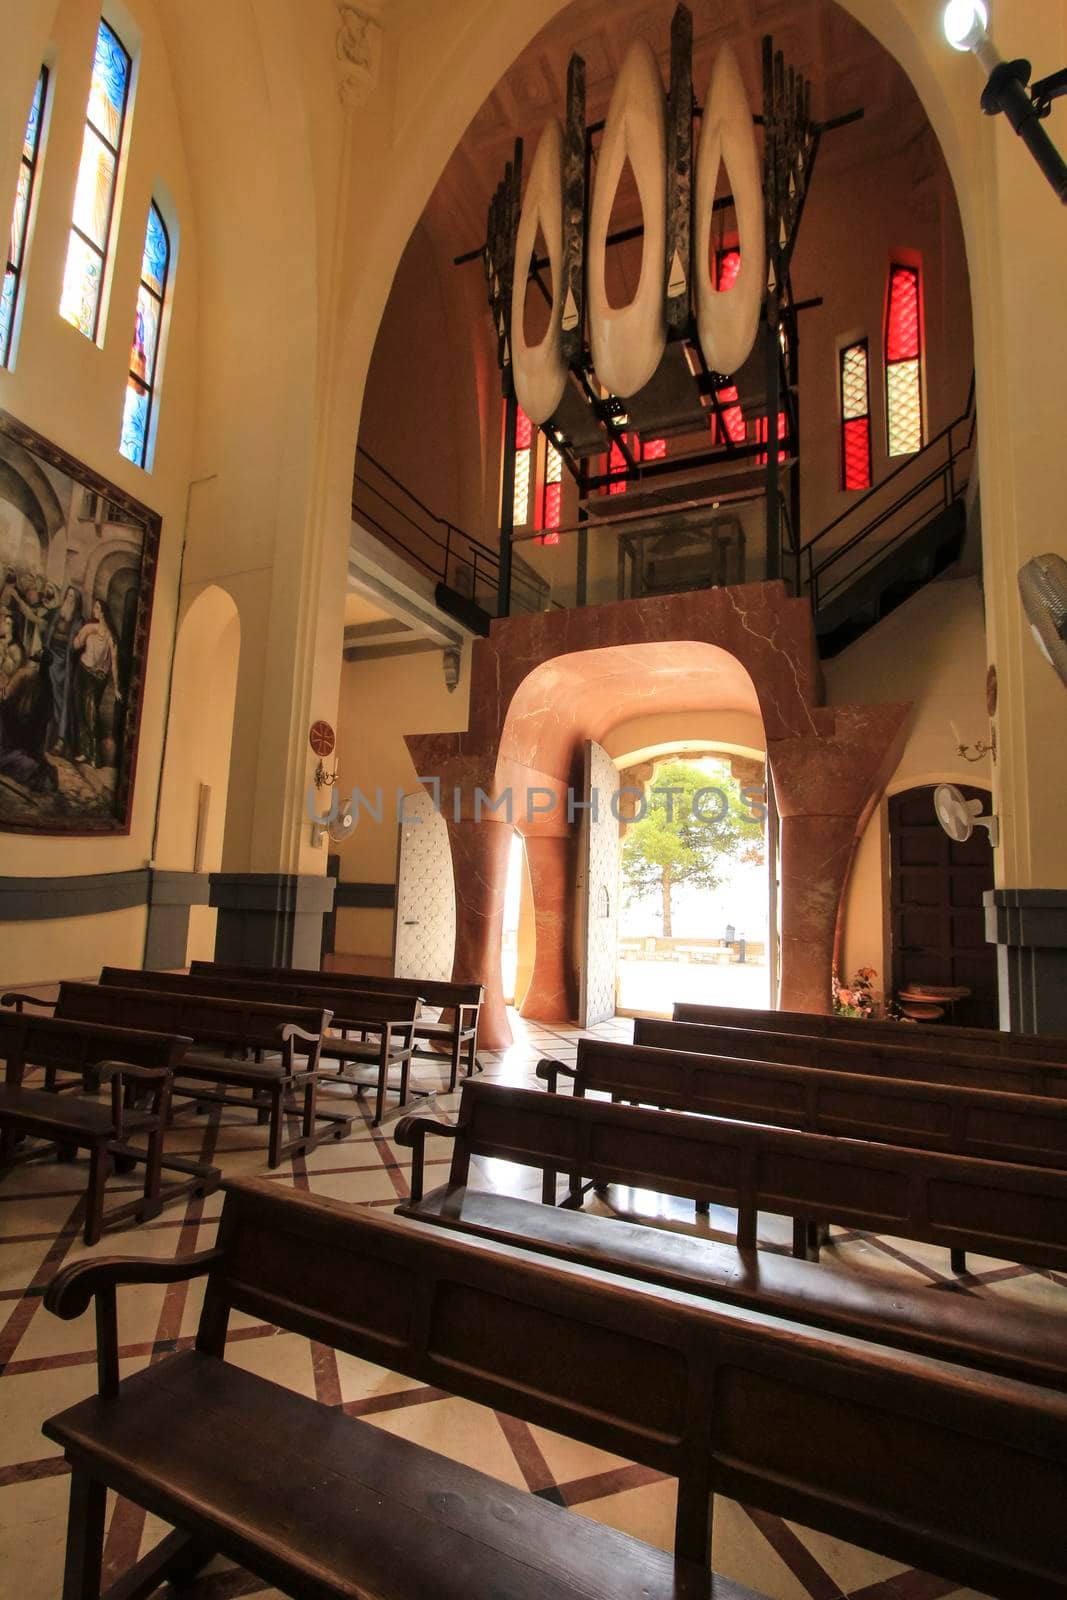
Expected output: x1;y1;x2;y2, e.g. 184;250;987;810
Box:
840;340;872;491
2;68;48;369
512;403;533;526
707;252;746;445
60;19;131;341
537;440;563;545
756;412;788;466
885;264;923;457
119;202;170;467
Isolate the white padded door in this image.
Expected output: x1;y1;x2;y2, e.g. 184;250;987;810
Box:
578;740;620;1028
393;789;456;981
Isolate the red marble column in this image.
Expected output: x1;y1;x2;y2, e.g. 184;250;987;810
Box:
445;814;514;1048
519;832;579;1022
777;812;858;1013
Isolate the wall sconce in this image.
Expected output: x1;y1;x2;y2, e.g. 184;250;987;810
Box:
950;718;998;764
942;1;1067;204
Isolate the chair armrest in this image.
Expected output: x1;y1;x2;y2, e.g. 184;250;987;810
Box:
1;991;56;1012
98;1059;170;1133
535;1056;576;1093
45;1248;226;1399
393;1114;458;1203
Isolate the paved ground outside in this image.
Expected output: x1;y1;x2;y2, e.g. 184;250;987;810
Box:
617;955;770;1015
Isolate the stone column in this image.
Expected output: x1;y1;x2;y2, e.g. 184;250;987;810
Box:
985;890;1067;1035
519;831;579;1022
445;815;514;1048
777;813;858;1013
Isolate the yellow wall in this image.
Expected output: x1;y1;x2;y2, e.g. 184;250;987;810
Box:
332;640;472;959
826;576;991;1000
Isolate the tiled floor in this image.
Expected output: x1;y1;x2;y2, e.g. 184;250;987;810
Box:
1;1005;1058;1598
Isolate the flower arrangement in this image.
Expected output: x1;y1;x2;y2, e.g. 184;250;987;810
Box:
832;965;879;1018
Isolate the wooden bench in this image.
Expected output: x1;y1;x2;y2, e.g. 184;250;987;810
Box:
190;959;484;1089
100;967;423;1125
540;1034;1067;1271
0;1010;218;1245
42;1178;1067;1599
673;999;1067;1063
635;1012;1067;1098
23;982;348;1167
397;1077;1067;1276
394;1083;1067;1394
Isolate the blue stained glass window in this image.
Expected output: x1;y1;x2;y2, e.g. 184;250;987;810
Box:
119;202;171;468
3;66;49;368
60;19;132;341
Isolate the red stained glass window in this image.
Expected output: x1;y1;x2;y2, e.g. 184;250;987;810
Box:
756;413;788;466
537;440;562;545
608;439;628;495
717;247;741;293
510;401;533;526
840;340;872;491
885;264;923;456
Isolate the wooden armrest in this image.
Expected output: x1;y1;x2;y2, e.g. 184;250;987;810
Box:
1;991;56;1012
280;1024;322;1044
535;1056;576;1092
393;1114;457;1203
97;1060;169;1084
44;1248;224;1321
45;1247;226;1398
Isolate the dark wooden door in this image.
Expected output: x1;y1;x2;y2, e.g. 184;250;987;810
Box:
889;784;997;1028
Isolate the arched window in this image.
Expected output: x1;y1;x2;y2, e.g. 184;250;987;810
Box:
2;66;48;368
840;339;872;490
60;18;132;341
885;263;923;457
120;203;171;467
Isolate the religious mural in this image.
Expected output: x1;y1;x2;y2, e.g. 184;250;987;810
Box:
0;411;160;833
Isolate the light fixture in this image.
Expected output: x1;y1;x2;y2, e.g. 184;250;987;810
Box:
942;0;1067;203
943;0;988;54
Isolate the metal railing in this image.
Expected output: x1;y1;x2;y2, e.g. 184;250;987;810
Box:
798;380;976;613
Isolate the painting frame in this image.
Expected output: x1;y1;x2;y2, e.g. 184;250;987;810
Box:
0;407;162;836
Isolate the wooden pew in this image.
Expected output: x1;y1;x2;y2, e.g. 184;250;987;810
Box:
673;998;1067;1063
190;958;484;1089
633;1013;1067;1098
540;1037;1067;1171
393;1083;1067;1395
397;1078;1067;1276
0;1010;218;1245
43;1180;1067;1599
22;982;347;1167
99;967;423;1126
543;1035;1067;1271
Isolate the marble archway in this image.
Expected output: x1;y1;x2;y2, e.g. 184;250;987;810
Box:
408;581;910;1046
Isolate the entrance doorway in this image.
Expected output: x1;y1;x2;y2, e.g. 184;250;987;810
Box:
615;752;771;1017
889;783;997;1027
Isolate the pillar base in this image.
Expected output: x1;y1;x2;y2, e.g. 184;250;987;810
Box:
209;873;335;970
985;888;1067;1035
144;871;210;969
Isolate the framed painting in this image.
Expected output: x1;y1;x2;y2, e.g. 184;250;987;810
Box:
0;409;161;834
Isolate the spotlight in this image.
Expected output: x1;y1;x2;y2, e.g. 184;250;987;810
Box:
943;0;988;53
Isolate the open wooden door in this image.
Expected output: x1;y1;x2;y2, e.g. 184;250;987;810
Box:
578;740;620;1027
393;788;456;981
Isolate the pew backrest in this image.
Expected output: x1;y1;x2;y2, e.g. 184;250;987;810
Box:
189;959;484;1013
0;1008;191;1086
441;1078;1067;1270
99;967;420;1028
673;999;1067;1065
636;1014;1067;1098
52;982;329;1060
564;1037;1067;1169
181;1176;1067;1594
